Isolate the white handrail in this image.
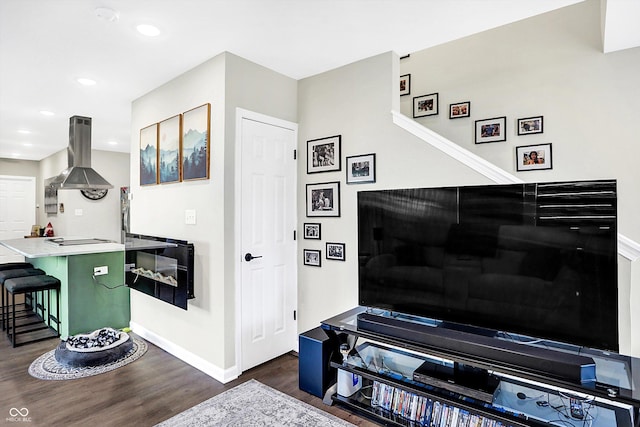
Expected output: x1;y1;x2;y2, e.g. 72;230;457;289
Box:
391;110;640;262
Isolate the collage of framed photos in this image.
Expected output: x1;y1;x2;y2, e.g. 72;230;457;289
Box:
401;74;552;172
304;134;373;266
139;103;211;186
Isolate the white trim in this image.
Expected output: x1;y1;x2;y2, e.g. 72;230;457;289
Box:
234;108;299;376
130;321;239;384
391;110;640;262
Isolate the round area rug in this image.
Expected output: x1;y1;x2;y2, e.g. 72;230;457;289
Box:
28;337;147;380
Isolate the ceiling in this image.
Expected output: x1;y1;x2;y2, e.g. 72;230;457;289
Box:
1;0;637;162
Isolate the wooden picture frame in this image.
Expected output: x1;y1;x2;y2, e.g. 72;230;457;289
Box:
400;74;411;96
346;153;376;184
307;135;341;174
326;242;345;261
303;223;321;240
139;123;158;186
475;116;507;144
516;143;553;171
182;103;210;181
303;249;321;267
306;182;340;217
413;93;439;118
449;101;471;119
158;114;182;184
517;116;544;135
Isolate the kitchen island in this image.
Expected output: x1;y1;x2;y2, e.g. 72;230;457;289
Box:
0;237;129;337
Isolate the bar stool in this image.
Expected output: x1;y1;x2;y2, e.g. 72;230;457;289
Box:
0;267;44;331
4;274;60;347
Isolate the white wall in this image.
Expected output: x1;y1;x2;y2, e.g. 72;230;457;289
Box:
398;0;639;355
129;52;297;379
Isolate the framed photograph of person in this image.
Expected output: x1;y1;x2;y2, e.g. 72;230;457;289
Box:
303;249;321;267
326;242;346;261
306;182;340;217
413;93;439;118
346;153;376;184
517;116;544;135
303;223;321;240
400;74;411;96
307;135;341;174
475;116;507;144
516;143;553;171
449;101;471;119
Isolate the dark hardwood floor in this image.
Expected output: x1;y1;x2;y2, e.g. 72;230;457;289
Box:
0;333;377;427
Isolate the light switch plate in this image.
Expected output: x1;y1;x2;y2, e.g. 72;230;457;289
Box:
185;209;196;225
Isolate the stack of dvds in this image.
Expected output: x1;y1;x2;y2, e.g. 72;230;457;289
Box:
370;380;512;427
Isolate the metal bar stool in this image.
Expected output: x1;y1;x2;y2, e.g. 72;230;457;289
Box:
4;274;60;347
0;266;44;331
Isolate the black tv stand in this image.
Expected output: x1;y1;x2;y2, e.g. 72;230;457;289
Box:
313;307;639;427
357;311;596;386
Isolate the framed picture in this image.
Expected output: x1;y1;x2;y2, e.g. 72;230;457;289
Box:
475;116;507;144
303;249;321;267
413;93;439;118
307;135;341;174
306;182;340;217
182;103;210;181
346;153;376;184
139;123;158;186
158;114;182;184
449;101;471;119
517;116;544;135
303;223;321;240
400;74;411;96
516;143;553;171
326;242;345;261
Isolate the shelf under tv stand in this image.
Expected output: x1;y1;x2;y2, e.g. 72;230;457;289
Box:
317;307;640;427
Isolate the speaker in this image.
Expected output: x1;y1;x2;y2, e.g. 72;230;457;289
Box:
298;327;339;398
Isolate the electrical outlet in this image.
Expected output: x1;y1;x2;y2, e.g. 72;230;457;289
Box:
94;266;108;276
185;209;196;225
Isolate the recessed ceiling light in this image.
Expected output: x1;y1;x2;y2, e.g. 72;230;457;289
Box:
23;143;33;147
11;152;20;157
17;129;31;134
77;77;97;86
136;24;161;37
40;110;55;116
107;140;118;146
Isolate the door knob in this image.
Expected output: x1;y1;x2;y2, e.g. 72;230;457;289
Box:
245;253;263;262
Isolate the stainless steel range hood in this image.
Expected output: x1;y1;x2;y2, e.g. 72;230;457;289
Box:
50;116;113;190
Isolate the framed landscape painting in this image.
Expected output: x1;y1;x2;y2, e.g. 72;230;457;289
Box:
182;103;210;181
158;114;182;184
139;123;158;186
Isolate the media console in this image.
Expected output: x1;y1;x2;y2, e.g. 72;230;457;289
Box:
314;307;640;427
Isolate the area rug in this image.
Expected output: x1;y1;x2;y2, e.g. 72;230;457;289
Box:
155;379;354;427
28;337;147;380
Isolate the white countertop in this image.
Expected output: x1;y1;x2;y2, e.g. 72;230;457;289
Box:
0;237;124;258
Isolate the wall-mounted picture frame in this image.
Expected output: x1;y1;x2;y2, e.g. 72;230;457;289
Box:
400;74;411;96
346;153;376;184
516;143;553;171
303;249;321;267
158;114;182;184
475;116;507;144
140;123;158;186
326;242;345;261
517;116;544;135
303;223;321;240
449;101;471;119
182;103;210;181
413;93;439;118
306;181;340;217
307;135;341;174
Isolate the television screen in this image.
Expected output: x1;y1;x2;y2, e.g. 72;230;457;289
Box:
358;180;618;351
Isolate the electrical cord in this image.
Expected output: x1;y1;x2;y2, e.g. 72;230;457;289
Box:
92;275;127;289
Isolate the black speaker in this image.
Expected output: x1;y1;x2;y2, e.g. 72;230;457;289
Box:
298;327;339;398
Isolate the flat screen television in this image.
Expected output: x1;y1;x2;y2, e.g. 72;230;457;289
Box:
358;180;618;351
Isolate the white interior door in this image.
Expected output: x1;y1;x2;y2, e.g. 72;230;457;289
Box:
0;175;36;263
238;110;297;372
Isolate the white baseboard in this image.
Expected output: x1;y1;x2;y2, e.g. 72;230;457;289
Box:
129;321;240;384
